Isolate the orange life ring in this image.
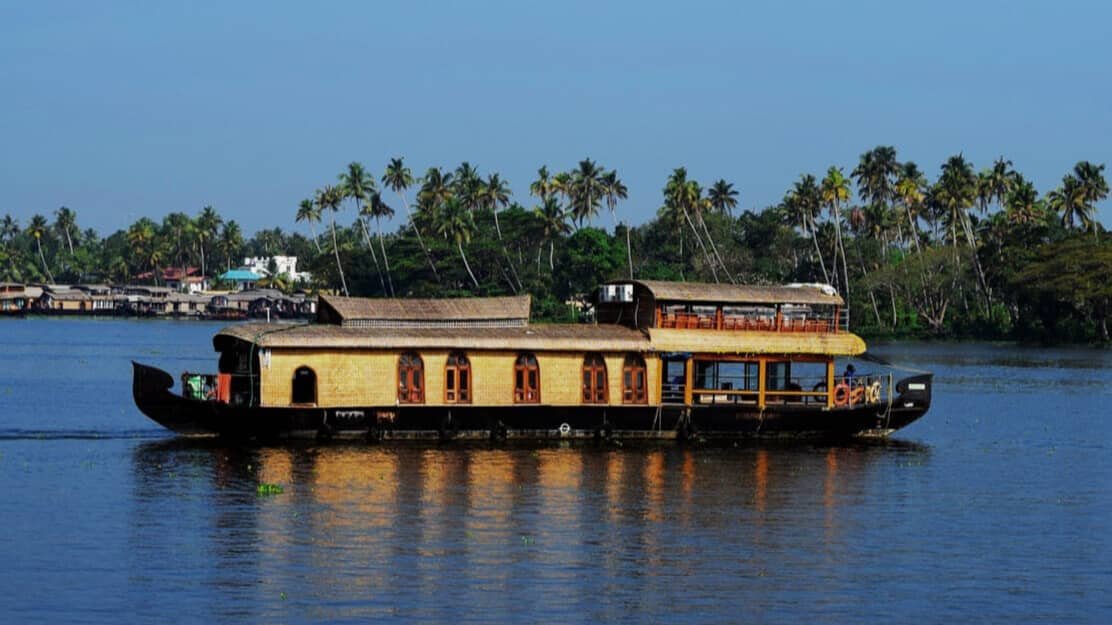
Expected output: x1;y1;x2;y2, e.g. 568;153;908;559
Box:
833;383;851;406
850;386;865;406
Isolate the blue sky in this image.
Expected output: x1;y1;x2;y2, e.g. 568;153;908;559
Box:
1;0;1108;236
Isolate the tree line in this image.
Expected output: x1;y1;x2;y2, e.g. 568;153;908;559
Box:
2;146;1108;342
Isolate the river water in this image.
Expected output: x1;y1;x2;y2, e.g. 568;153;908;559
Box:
0;318;1109;624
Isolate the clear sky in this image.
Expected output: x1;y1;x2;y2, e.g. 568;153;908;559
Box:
1;0;1109;237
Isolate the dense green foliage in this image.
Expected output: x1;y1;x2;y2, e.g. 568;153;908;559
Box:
2;148;1108;342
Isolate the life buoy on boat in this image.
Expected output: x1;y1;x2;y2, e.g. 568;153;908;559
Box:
833;383;851;406
866;381;882;404
850;386;865;405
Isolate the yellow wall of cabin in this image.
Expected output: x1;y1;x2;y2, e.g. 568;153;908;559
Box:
261;349;660;408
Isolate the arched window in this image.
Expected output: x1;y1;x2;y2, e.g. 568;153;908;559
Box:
291;366;317;405
622;354;647;404
445;351;471;403
398;352;424;404
582;353;608;404
514;353;540;404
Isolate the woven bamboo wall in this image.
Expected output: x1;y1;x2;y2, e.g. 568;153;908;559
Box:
262;349;661;408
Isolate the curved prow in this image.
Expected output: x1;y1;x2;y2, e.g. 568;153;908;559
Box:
894;373;932;411
132;361;217;436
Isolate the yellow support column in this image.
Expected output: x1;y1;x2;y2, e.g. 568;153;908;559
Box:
684;357;694;406
757;357;767;409
826;360;835;408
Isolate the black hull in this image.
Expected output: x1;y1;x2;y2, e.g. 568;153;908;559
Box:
133;362;931;441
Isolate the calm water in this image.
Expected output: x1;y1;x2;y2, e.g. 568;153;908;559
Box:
1;318;1109;624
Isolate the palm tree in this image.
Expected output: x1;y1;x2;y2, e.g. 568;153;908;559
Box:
1;214;18;245
340;162;385;292
384;157;439;282
934;154;990;312
480;173;511;240
852;146;900;212
195;205;222;280
218;221;244;272
295;199;323;254
569;159;604;227
664;167;719;282
1047;175;1089;230
453;162;482;212
785;174;829;283
315;185;348;296
1004;178;1043;226
162;212;194;282
434;197;480;289
534;196;571;273
895;162;928;252
977;157;1016;215
1073;161;1109;239
707;180;739;216
820;166;852;297
54;206;77;257
601;170;632;278
26;214;55;283
530;166;555;203
364;191;396;296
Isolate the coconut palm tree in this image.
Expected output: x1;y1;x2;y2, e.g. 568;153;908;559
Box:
26;214;55;283
707;179;739;216
218;221;244;272
364;191;396;296
934;154;991;312
453;162;482;212
340;161;386;292
1004;178;1043;226
601;170;632;277
162;212;194;282
195;205;222;280
820;166;852;297
1073;161;1109;239
530;166;555;203
852;146;900;212
315;185;348;296
569;159;604;227
295;199;323;254
1;214;18;245
384;156;439;282
54;206;77;257
1047;175;1089;231
434;197;480;289
664;167;719;282
480;173;511;240
785;174;829;283
534;196;571;273
895;162;928;251
977;157;1016;215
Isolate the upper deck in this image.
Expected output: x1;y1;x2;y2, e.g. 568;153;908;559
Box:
596;280;848;333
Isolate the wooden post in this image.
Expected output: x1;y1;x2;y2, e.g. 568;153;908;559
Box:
655;305;662;328
775;305;783;332
825;360;835;408
716;306;723;330
684;357;694;406
833;306;840;333
757;357;767;409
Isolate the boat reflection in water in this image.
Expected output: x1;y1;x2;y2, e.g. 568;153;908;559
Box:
129;440;929;622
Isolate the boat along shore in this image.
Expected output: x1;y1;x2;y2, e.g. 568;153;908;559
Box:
0;282;315;320
132;279;933;441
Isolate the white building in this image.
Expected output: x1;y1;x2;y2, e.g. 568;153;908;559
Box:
242;256;312;283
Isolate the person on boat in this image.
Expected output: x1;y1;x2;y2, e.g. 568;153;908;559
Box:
843;363;856;386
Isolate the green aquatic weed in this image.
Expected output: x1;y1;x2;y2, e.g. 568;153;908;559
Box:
257;483;284;496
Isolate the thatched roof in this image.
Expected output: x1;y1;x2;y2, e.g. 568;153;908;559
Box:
216;321;647;352
318;294;531;327
648;328;865;356
613;280;844;306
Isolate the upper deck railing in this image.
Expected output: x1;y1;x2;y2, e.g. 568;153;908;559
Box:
656;304;849;333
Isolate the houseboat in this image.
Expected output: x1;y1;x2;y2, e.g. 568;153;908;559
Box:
132;280;932;440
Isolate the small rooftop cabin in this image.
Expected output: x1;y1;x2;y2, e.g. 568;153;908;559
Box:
596;280;847;333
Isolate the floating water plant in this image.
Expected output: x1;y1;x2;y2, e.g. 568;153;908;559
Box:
257;483;284;496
